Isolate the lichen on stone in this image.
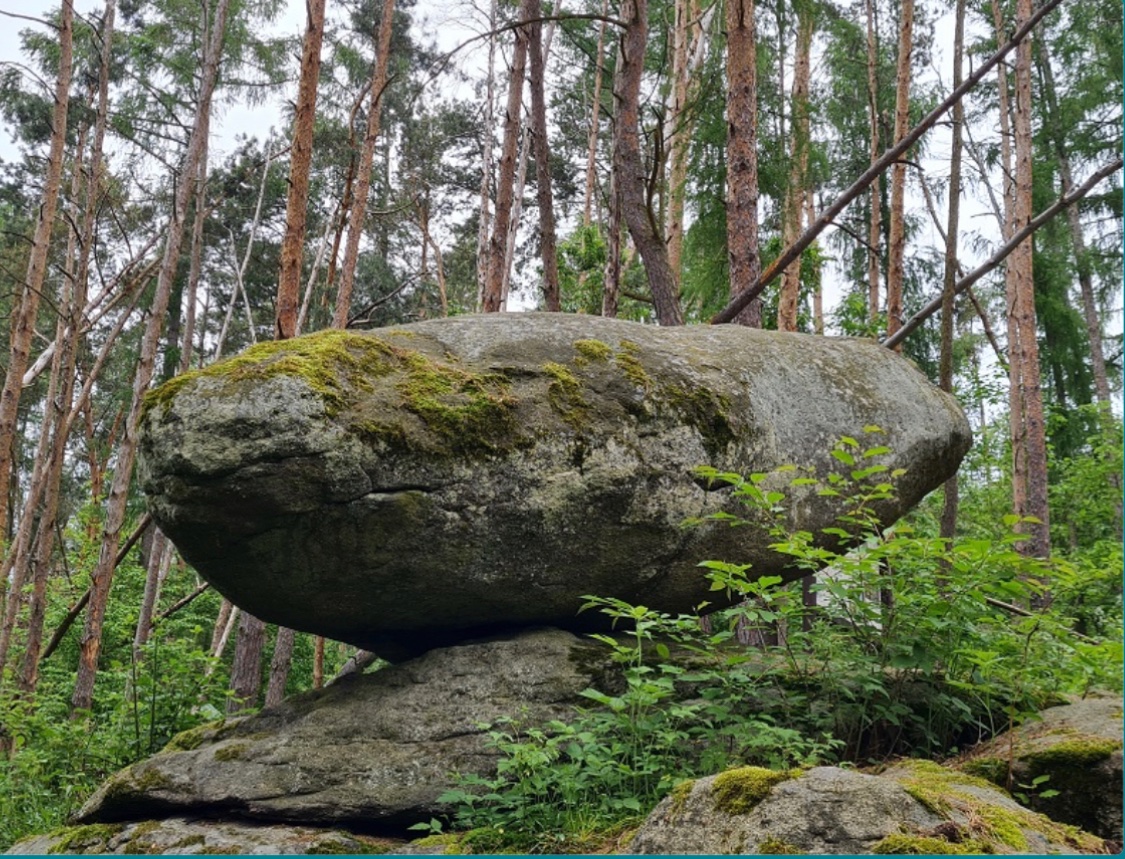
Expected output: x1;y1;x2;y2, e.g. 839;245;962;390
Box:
710;766;795;815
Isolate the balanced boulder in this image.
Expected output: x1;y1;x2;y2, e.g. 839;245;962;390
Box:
139;313;970;659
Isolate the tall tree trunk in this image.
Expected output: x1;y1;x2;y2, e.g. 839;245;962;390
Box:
264;625;296;708
939;0;965;547
477;0;499;306
131;533;172;662
527;0;560;311
603;167;622;317
277;0;327;339
777;0;813;333
181;141;209;373
226;611;266;714
865;0;882;323
613;0;683;325
1006;0;1051;591
71;0;233;715
334;0;396;327
884;0;914;347
664;0;700;283
725;0;762;328
0;0;75;552
482;0;530;313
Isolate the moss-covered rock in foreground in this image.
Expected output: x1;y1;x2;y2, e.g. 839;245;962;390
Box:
958;695;1123;840
629;762;1107;854
139;313;971;662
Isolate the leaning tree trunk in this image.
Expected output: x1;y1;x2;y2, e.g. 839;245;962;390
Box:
613;0;683;325
334;0;396;328
0;0;75;553
71;0;234;715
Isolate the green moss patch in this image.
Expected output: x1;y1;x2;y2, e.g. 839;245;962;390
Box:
870;833;990;854
141;329;400;421
888;759;1104;854
47;823;126;854
573;338;613;364
710;766;795;815
757;835;807;854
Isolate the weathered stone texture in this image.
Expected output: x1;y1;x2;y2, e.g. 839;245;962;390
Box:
140;314;971;660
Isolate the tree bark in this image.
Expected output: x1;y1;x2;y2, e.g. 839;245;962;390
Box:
0;0;75;551
527;0;561;312
884;0;913;347
477;0;499;306
613;0;683;325
939;0;965;548
334;0;396;327
725;0;762;328
1007;0;1051;590
226;612;266;714
71;0;234;715
264;625;296;708
482;0;530;312
603;166;622;317
277;0;327;339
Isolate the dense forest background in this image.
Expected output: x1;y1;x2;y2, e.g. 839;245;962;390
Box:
0;0;1120;848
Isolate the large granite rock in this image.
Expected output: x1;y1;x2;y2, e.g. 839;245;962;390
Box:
629;762;1106;854
139;313;970;660
961;695;1124;841
76;629;607;829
